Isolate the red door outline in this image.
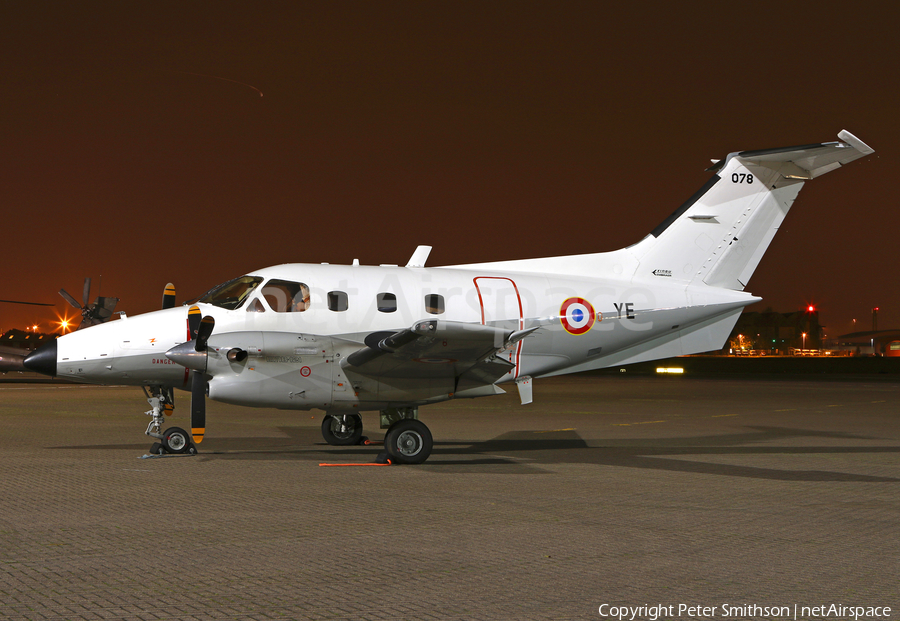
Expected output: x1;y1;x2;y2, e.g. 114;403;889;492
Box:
473;276;524;378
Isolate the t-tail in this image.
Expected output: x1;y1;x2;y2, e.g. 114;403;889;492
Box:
453;131;873;290
627;130;874;289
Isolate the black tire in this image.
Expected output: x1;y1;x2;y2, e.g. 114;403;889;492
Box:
162;427;193;454
384;419;433;464
321;414;363;446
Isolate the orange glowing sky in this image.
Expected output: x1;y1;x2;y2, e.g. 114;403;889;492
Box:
2;3;898;336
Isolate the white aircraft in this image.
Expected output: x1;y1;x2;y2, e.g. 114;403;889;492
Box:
24;131;873;463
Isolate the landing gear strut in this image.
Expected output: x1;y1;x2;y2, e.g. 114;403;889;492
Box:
143;386;195;455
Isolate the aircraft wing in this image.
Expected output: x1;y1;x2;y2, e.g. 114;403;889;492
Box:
344;320;535;388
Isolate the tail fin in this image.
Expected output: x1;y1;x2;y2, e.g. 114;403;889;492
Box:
629;130;873;290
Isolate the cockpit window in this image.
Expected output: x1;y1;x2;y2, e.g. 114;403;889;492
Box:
261;279;310;312
198;276;263;310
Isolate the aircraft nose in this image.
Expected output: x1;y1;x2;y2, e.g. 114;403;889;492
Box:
23;340;57;377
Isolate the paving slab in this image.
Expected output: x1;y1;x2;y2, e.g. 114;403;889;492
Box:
0;374;897;620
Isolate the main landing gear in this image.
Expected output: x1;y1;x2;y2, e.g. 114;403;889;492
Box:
321;413;363;446
320;409;434;464
383;418;433;465
143;386;196;455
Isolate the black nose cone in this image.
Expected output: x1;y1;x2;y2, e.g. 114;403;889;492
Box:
23;340;57;377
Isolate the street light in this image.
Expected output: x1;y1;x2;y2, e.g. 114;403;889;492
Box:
802;332;807;350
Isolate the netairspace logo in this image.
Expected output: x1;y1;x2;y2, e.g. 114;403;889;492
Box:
597;604;893;620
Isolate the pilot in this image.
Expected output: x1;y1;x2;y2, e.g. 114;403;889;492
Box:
292;284;311;312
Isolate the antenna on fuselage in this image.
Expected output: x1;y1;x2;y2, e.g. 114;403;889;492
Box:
406;245;432;268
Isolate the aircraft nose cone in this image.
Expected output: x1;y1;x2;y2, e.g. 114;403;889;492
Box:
23;340;57;377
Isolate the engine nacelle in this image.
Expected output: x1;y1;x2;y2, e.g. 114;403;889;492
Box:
205;332;341;410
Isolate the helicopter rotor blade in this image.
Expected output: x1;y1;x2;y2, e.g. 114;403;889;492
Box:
82;277;91;307
59;289;82;310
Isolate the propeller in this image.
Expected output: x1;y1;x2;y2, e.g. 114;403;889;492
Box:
59;277;119;330
187;303;202;340
165;305;215;445
165;305;248;446
162;283;176;310
190;315;215;443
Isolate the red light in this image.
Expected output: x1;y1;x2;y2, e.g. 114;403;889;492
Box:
807;305;815;312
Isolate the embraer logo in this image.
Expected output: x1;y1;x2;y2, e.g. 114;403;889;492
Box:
652;269;672;277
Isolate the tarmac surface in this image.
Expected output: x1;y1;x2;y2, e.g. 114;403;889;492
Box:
0;373;898;620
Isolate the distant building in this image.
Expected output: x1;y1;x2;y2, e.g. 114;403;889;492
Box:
1;329;56;352
824;330;900;357
725;309;823;355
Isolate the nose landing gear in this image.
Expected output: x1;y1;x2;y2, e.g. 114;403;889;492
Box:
143;386;196;455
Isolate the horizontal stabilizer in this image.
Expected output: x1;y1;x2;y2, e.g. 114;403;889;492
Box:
715;129;874;179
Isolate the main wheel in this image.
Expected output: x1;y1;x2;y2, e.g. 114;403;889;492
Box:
384;419;433;464
162;427;195;454
321;414;363;446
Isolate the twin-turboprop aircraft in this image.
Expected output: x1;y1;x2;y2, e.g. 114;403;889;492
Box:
24;131;873;464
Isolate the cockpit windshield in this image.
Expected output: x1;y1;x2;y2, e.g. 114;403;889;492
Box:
197;276;263;310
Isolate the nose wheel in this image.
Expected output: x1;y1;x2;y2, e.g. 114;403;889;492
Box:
143;386;196;455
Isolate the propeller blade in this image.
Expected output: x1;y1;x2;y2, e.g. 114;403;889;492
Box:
162;283;176;310
187;305;202;341
82;277;91;307
59;289;83;310
190;370;206;444
195;316;215;352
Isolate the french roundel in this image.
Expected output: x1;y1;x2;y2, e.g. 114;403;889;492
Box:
559;297;596;335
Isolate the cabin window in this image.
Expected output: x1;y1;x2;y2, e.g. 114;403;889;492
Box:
198;276;263;310
425;294;444;315
328;291;348;312
377;292;397;313
261;279;310;312
246;298;266;313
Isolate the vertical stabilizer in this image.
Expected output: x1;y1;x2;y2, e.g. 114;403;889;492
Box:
629;131;873;290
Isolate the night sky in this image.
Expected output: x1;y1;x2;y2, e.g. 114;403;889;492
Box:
3;3;897;337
